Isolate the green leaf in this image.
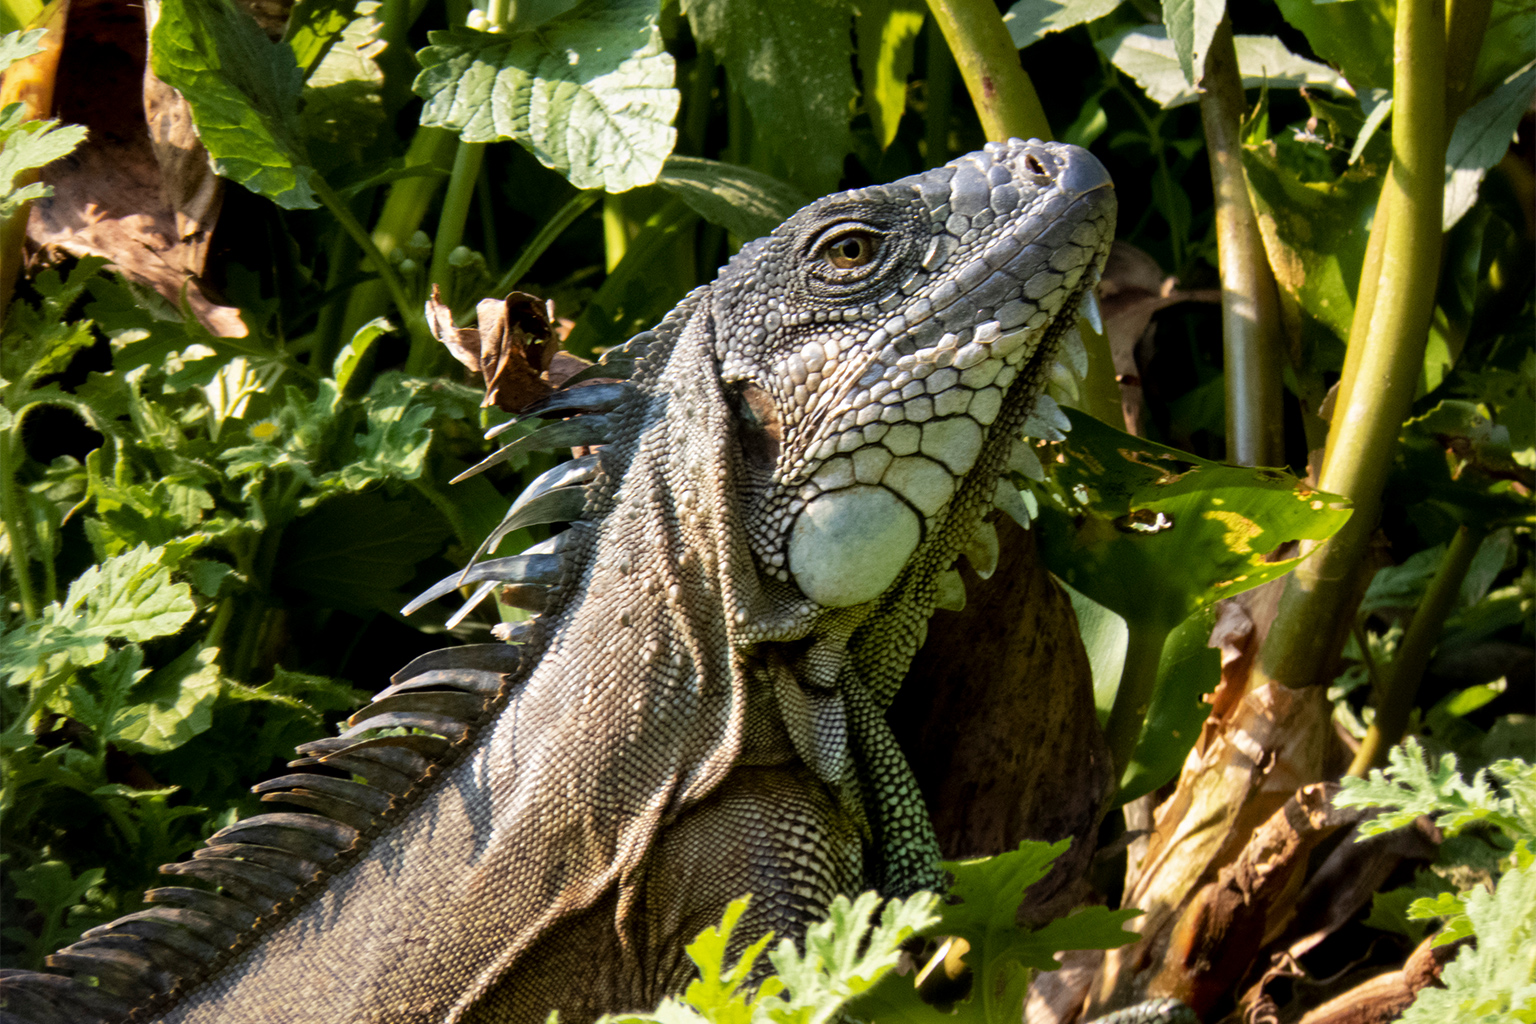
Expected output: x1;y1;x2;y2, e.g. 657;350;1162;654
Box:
285;0;365;75
1032;409;1353;635
1400;856;1536;1023
855;0;924;151
330;373;436;489
106;643;223;753
683;0;856;195
0;107;87;217
1117;605;1221;804
1242;134;1382;349
1445;63;1536;230
57;544;198;646
414;0;678;193
653;156;809;241
853;842;1139;1023
1061;580;1129;726
333;317;390;394
1272;0;1395;94
0;27;46;70
1335;738;1534;844
299;0;386;148
1099;27;1355;109
1003;0;1123;49
1160;0;1222;87
150;0;317;209
275;490;452;611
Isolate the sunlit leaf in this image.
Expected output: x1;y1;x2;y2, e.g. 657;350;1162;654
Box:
1100;26;1354;109
1003;0;1122;49
1445;63;1536;230
654;156;808;241
150;0;316;209
855;0;924;150
1031;409;1353;634
299;0;386;148
1117;605;1221;803
1160;0;1223;87
1272;0;1395;94
414;0;678;193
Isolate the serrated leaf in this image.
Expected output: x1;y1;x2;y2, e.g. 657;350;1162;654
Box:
1099;26;1354;109
1445;63;1536;230
0;27;46;71
331;373;435;488
654;156;809;241
855;0;924;150
414;0;678;193
57;544;198;645
1003;0;1122;49
683;0;856;195
150;0;317;209
0;110;86;217
1335;738;1533;844
105;643;224;753
1400;857;1536;1023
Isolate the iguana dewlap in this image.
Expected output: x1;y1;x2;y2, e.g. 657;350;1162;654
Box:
0;139;1115;1024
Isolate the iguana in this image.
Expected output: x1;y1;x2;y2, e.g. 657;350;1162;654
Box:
0;138;1116;1024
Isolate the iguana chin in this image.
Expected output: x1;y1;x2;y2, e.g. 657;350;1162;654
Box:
0;138;1115;1024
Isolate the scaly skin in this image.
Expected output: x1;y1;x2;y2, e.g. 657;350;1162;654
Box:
0;139;1115;1024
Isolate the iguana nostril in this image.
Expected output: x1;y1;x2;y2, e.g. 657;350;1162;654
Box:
1024;153;1046;176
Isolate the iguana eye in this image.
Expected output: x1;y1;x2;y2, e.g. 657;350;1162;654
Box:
824;232;879;269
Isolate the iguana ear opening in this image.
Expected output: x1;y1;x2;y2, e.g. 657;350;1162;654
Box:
732;381;782;473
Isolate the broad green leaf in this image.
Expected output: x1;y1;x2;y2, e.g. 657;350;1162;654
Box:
108;644;222;753
1471;0;1536;102
1273;0;1395;94
0;106;86;217
1032;409;1352;635
284;0;365;74
1393;399;1534;529
654;156;809;241
1117;605;1221;804
414;0;678;193
1445;63;1536;230
1003;0;1122;49
275;490;451;611
150;0;316;209
1400;856;1536;1023
299;0;386;148
683;0;856;195
1099;27;1354;109
1160;0;1223;87
855;0;924;150
1242;135;1382;348
57;544;197;645
1062;580;1129;726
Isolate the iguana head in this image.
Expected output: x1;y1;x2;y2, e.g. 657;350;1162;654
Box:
708;139;1113;612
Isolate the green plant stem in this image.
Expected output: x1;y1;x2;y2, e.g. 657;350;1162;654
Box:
1349;524;1485;776
491;189;601;297
924;16;955;167
923;0;1050;143
1444;0;1495;122
431;140;488;291
0;431;38;619
476;165;500;273
311;175;417;336
340;125;458;340
1198;17;1284;468
1105;621;1171;779
1256;0;1446;691
564;200;699;357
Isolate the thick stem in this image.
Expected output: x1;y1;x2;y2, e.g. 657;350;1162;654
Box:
1105;621;1172;780
1199;18;1284;467
923;0;1051;143
1256;0;1447;690
430;141;487;290
1348;524;1485;775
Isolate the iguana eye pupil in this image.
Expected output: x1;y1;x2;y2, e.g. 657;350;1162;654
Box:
826;233;878;269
